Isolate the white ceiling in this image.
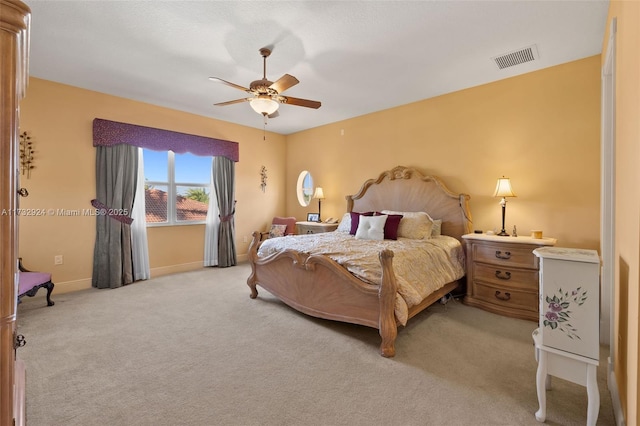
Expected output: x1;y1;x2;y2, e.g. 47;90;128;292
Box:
26;1;609;135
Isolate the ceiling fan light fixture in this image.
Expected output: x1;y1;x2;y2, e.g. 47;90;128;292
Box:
250;95;279;116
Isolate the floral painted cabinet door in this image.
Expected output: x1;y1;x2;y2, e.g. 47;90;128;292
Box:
534;247;601;360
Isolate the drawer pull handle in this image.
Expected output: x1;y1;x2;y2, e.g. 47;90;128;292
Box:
495;270;511;280
495;291;511;301
495;250;511;260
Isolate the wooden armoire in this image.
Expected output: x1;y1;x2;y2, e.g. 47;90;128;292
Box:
0;1;30;425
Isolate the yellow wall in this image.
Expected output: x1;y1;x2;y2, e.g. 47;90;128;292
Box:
18;78;287;291
604;2;640;424
287;56;601;251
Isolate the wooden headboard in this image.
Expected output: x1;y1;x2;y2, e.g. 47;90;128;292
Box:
346;166;473;243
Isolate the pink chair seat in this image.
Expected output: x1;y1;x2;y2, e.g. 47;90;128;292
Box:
18;271;51;295
17;270;55;306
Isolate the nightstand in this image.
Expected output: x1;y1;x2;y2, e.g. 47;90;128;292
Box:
296;221;338;234
462;233;556;321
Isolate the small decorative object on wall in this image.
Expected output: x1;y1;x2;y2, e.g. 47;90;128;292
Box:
19;131;35;178
307;213;319;222
260;165;267;192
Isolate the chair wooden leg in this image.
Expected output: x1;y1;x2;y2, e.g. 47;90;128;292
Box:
44;281;55;306
18;281;55;307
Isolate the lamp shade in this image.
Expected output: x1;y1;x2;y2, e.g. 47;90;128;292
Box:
249;95;279;116
313;187;325;200
494;177;516;198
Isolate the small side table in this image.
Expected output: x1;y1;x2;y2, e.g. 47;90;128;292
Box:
532;247;601;425
296;221;338;235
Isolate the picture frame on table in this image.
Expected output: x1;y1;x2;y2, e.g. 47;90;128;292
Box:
307;213;319;222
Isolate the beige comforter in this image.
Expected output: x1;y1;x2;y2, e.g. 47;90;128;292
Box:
257;231;465;325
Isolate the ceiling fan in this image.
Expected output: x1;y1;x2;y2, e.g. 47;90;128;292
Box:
209;47;321;118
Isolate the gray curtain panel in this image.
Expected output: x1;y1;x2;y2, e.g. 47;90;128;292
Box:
213;156;237;267
92;144;138;288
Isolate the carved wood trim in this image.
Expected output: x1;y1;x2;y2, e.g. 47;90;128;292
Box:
0;1;30;424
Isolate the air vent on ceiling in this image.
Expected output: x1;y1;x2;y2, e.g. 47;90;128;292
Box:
492;45;539;70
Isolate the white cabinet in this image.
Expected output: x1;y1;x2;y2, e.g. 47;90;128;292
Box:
532;247;601;425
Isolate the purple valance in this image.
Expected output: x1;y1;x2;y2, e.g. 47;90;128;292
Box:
93;118;239;162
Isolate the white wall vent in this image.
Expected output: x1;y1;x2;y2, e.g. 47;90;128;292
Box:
492;45;539;70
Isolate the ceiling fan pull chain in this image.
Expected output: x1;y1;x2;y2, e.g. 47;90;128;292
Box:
263;114;267;140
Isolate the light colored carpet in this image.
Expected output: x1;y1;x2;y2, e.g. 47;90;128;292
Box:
17;262;614;426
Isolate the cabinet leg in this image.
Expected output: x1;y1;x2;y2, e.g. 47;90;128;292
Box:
535;350;547;422
586;364;599;426
545;374;551;390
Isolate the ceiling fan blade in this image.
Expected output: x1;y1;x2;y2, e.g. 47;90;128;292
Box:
281;96;321;109
269;74;299;94
267;110;279;119
209;77;250;92
214;98;250;106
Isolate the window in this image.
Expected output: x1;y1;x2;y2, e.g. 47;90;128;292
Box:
296;170;314;207
143;149;211;225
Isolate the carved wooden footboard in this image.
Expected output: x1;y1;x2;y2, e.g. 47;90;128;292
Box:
247;232;400;356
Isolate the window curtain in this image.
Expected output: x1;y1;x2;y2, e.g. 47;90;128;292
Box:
131;147;150;280
93;118;240;272
204;158;220;267
92;144;138;289
213;156;236;267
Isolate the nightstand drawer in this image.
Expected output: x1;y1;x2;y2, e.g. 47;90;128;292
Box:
472;242;538;269
473;281;538;313
296;221;338;235
473;263;538;290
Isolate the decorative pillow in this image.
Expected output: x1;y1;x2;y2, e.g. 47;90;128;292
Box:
349;211;375;235
373;212;403;240
431;219;442;237
272;216;297;235
269;224;287;238
336;213;351;233
355;215;387;241
381;210;433;239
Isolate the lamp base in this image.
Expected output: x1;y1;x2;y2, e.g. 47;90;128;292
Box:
496;230;510;236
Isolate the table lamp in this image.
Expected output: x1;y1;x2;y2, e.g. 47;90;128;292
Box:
494;177;516;236
313;187;325;222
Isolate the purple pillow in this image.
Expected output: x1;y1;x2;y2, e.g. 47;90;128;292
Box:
349;211;375;235
380;214;403;240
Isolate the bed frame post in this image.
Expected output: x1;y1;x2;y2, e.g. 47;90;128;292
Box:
378;249;398;357
247;231;261;299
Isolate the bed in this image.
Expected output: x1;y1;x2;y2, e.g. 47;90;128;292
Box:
247;166;473;357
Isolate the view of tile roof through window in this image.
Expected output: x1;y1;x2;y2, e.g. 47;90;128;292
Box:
145;188;208;223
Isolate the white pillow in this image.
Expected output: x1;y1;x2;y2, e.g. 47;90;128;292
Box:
336;213;351;233
355;215;387;240
381;210;433;239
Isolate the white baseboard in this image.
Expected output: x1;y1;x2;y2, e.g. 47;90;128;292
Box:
607;356;626;426
54;277;93;294
149;261;204;277
51;257;249;294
